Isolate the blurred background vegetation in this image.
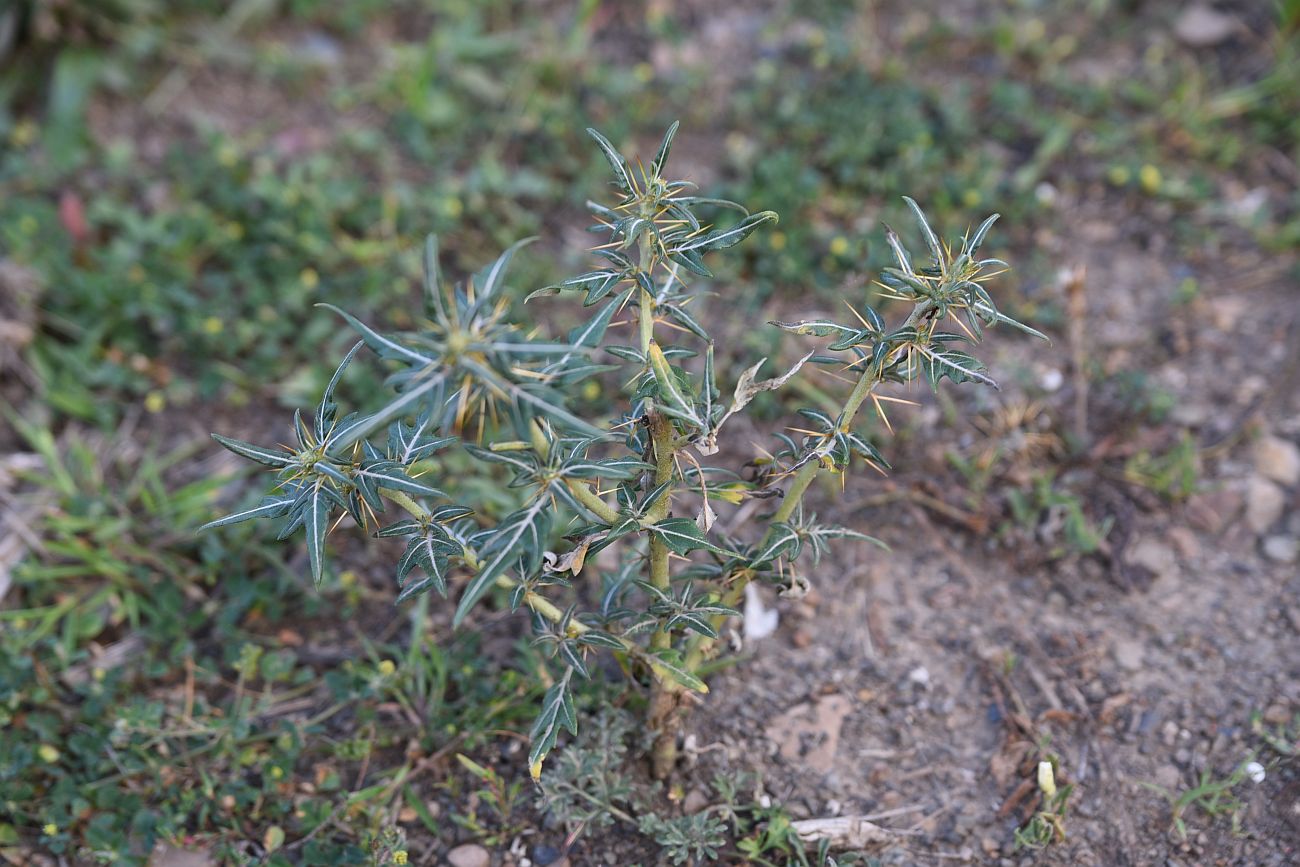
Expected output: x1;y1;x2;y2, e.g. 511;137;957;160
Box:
0;0;1296;864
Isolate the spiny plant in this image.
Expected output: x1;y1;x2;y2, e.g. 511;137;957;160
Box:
203;121;1043;781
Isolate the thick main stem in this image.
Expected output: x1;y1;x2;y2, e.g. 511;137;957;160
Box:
635;225;685;778
646;409;681;778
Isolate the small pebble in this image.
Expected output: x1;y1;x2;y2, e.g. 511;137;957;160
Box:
447;844;490;867
1254;435;1300;486
1262;535;1298;564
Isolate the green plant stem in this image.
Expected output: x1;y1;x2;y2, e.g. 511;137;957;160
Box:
645;411;680;779
637;231;656;357
524;419;621;524
565;479;622;524
635;220;686;777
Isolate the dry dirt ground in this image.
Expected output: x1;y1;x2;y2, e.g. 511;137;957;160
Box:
685;221;1300;866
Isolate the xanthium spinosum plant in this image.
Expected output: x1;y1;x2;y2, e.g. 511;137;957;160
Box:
204;122;1045;779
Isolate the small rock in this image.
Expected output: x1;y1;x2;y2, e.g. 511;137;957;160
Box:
1161;720;1179;747
531;844;562;866
1155;764;1182;790
447;844;490;867
682;788;710;814
908;665;931;688
1263;536;1298;564
1114;638;1145;672
1254;436;1300;486
1174;4;1238;48
1245;476;1285;534
1130;538;1178;580
1263;703;1291;725
1166;527;1201;561
292;31;343;67
149;844;215;867
1186;489;1242;533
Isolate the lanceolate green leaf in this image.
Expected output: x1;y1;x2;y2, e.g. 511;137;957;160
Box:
671;210;778;253
318;304;438;367
479;236;537;300
304;482;332;586
750;521;801;565
650;119;679;178
528;669;577;777
902;196;942;268
454;497;551;626
644;649;707;694
211;434;293;468
198;497;293;531
586;127;634;193
328;369;449;452
648;518;730;556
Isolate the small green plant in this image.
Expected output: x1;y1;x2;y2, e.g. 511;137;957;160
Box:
538;710;851;865
1144;759;1256;841
1124;432;1199;500
1143;710;1297;841
1006;472;1112;559
1014;759;1073;851
204;122;1042;782
451;754;527;846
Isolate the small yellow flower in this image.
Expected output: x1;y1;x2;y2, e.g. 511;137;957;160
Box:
37;744;60;763
144;391;166;414
202;316;224;335
300;267;320;289
393;851;409;865
43;823;57;836
10;120;37;148
1139;164;1162;194
962;188;982;208
829;236;850;257
1107;165;1130;186
269;765;284;780
216;142;239;167
442;197;464;218
377;659;396;677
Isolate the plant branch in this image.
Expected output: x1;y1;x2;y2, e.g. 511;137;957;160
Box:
683;298;936;667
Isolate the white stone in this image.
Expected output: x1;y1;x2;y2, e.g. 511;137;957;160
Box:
1175;4;1238;47
1263;536;1298;564
447;844;490;867
1245;476;1285;534
1254;436;1300;487
1114;638;1145;672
